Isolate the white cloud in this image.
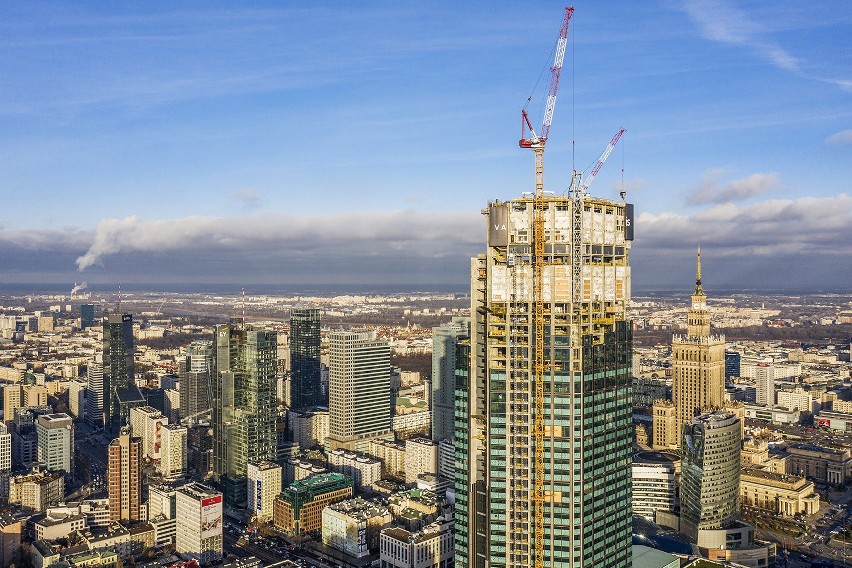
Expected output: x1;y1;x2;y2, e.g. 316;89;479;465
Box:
687;170;779;205
826;129;852;145
637;193;852;255
74;210;480;271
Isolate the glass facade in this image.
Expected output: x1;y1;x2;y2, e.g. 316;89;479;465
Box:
290;308;324;409
211;324;278;504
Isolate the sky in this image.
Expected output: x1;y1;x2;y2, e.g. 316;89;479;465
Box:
1;1;850;292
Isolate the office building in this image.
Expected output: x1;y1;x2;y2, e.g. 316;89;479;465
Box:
680;410;741;542
631;451;680;522
107;428;142;523
81;304;96;329
36;413;74;475
327;449;382;490
651;400;677;450
430;317;469;441
327;330;391;452
457;195;634;568
287;408;330;449
175;482;223;565
290;308;324;409
725;350;740;379
755;363;775;406
211;324;278;504
667;250;726;448
179;341;212;423
273;472;354;535
104;314;145;432
85;357;104;428
247;461;282;523
8;470;64;512
68;378;87;421
159;424;188;479
129;406;167;459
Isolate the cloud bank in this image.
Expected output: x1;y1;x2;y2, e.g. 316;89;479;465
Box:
686;170;779;205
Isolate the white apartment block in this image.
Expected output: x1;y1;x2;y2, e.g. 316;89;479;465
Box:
404;438;438;485
328;449;382;490
158;424;187;479
379;516;454;568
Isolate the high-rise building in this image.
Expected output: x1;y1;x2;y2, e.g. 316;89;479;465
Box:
85;356;104;428
290;308;324;409
430;317;469;441
36;413;74;476
68;378;87;421
0;423;11;472
668;251;726;448
755;363;775;406
327;330;391;452
2;385;22;425
80;304;96;329
211;324;277;503
159;424;187;479
107;428;142;523
175;482;223;565
104;314;144;432
179;341;212;423
457;196;634;568
247;461;282;522
725;350;741;379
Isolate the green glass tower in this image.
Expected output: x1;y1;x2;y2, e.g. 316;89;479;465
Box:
211;323;278;504
104;313;144;432
456;195;634;568
290;308;323;410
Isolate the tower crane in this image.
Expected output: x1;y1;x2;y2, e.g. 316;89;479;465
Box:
518;7;573;568
571;128;626;195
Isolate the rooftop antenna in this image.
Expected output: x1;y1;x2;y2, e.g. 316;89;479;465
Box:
117;283;122;313
241;288;246;329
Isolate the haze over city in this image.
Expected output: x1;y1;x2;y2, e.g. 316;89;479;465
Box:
1;2;850;290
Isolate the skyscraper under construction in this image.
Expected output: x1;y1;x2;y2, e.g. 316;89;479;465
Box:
456;193;634;568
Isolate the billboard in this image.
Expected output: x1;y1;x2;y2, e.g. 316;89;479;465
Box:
624;203;634;241
488;204;509;246
200;495;223;540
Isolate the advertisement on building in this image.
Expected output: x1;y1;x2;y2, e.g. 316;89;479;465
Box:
200;495;223;539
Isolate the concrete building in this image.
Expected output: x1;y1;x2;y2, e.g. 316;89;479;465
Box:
36;413;74;475
287;408;329;449
404;438;438;485
430;317;469;441
815;410;852;433
129;406;167;460
282;457;327;485
68;378;87;421
437;439;454;481
456;195;634;568
247;461;281;523
668;250;726;449
273;473;354;535
740;468;819;517
379;515;453;568
632;451;680;523
369;439;406;481
175;483;223;565
107;429;142;523
776;386;817;414
33;510;87;541
785;443;852;485
392;410;432;440
8;470;64;512
0;423;12;473
327;449;382;490
754;363;775;406
159;424;187;479
322;497;392;558
327;330;391;452
0;512;23;568
651;399;677;450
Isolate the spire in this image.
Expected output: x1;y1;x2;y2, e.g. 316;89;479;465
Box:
694;247;705;296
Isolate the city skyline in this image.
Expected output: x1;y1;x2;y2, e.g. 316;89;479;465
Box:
1;2;850;290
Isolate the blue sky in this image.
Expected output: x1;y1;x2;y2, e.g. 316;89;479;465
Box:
1;1;850;290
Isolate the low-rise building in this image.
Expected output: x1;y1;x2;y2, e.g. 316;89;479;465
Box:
785;443;852;485
33;511;87;541
815;410;852;433
740;467;819;517
368;439;405;481
273;473;354;536
379;515;453;568
321;497;392;558
8;470;64;512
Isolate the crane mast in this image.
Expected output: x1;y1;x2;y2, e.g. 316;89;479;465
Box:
518;7;573;568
